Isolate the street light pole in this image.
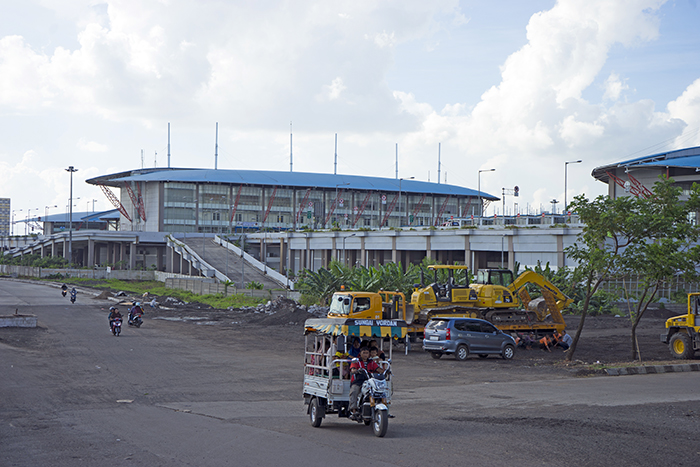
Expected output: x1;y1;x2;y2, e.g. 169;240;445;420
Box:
478;168;495;222
66;166;78;265
11;209;21;236
399;177;414;226
564;160;582;212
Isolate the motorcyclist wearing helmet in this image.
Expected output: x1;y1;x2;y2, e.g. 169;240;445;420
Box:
108;306;122;331
129;302;144;322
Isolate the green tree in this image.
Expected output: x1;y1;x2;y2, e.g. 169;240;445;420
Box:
619;177;700;360
564;193;638;361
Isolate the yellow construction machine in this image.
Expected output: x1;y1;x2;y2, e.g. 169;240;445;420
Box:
326;265;572;337
661;292;700;359
409;265;571;334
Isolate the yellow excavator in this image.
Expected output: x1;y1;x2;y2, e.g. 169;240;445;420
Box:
408;265;571;334
327;265;571;336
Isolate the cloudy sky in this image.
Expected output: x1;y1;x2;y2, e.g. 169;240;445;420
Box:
2;0;700;226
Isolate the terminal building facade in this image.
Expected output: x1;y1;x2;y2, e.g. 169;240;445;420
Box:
86;168;498;233
7;146;700;279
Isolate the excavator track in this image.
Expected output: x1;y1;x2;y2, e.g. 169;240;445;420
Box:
417;306;564;334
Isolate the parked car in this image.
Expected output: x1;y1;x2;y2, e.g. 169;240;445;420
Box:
422;317;516;360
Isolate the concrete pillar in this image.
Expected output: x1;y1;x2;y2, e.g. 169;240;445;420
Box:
279;239;286;273
426;235;432;260
556;234;564;269
391;236;397;264
508;236;515;271
332;237;337;262
63;237;69;259
87;237;95;267
360;237;366;267
51;239;56;257
130;241;137;270
464;235;472;270
305;236;311;270
157;245;164;271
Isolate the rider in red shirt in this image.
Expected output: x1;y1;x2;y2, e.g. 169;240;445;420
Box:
349;347;382;419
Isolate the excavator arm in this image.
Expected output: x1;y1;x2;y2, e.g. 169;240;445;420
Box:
508;270;573;315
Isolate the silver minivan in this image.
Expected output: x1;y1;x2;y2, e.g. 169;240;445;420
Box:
422;317;516;360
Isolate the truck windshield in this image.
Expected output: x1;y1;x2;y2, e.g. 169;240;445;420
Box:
329;294;352;316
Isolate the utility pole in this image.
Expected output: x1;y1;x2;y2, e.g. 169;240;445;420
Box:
65;166;78;265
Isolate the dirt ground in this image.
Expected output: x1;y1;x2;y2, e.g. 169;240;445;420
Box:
96;287;690;371
3;280;687;373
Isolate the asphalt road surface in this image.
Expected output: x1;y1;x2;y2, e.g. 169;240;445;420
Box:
2;280;700;467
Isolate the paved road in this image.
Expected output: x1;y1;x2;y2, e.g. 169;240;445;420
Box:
2;280;700;466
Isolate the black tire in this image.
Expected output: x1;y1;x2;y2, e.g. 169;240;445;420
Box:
373;409;388;437
364;419;371;426
501;344;515;360
116;326;120;337
478;354;488;359
309;398;324;427
669;333;694;359
430;352;442;360
455;344;469;361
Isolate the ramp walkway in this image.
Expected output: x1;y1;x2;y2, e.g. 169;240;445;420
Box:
179;236;284;290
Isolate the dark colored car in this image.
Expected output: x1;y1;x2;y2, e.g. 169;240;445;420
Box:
422;317;516;360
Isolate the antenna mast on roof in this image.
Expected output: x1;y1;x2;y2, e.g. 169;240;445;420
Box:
167;122;171;168
290;121;293;172
141;149;144;169
438;143;441;184
214;122;218;170
395;143;398;179
154;151;157;167
334;133;338;175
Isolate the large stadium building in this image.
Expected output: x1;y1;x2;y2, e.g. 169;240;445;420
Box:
592;145;700;201
86;168;499;233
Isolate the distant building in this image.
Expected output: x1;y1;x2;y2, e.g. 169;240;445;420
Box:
0;198;9;236
87;168;498;233
592;146;700;198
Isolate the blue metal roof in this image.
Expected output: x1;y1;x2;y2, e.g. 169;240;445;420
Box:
25;210;117;223
618;146;700;167
89;168;499;200
592;146;700;182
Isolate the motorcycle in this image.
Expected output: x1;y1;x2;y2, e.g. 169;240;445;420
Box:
61;289;67;297
128;312;143;328
111;317;122;336
353;368;391;437
70;290;77;304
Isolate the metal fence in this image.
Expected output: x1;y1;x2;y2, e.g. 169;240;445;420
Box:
164;277;300;300
600;277;700;301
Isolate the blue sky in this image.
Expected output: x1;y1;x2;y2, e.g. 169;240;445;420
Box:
1;0;700;226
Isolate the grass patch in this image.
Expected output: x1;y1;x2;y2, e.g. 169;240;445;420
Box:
44;277;266;309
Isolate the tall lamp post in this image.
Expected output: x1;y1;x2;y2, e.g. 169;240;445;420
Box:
478;168;496;221
26;208;39;235
564;160;582;212
11;209;22;236
66;166;78;265
399;176;414;226
342;233;356;266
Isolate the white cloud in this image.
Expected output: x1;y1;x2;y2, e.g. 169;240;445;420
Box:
668;78;700;147
603;73;629;101
77;138;108;152
3;0;699;219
